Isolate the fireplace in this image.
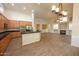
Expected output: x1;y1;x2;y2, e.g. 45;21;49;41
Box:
60;30;66;35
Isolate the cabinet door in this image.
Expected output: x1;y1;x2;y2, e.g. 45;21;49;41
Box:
1;15;8;29
0;15;1;30
0;15;4;31
11;32;21;39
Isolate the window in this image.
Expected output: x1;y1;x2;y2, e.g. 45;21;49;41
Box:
53;24;58;29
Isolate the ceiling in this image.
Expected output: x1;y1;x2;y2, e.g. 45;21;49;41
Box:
3;3;73;20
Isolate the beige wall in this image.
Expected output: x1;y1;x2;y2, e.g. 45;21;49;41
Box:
71;4;79;47
34;17;71;33
0;3;4;14
34;18;48;24
34;18;48;32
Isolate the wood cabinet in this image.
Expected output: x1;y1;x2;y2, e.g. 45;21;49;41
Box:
0;33;11;55
11;32;21;39
0;14;8;31
8;20;20;29
0;31;21;55
0;15;4;31
1;15;8;29
0;14;21;55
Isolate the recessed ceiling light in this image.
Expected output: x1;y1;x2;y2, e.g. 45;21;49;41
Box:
11;3;15;6
23;7;26;10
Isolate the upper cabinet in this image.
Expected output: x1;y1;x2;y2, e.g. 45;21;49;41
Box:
1;15;8;29
0;14;8;31
0;14;4;31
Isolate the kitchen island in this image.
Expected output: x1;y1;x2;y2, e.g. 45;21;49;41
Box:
22;32;41;46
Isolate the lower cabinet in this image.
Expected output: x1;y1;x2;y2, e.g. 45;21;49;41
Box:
11;32;21;39
0;32;21;55
0;33;11;55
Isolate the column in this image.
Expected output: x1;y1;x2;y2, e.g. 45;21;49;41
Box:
32;10;36;32
71;4;79;47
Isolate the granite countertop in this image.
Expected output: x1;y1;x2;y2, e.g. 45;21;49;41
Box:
0;29;20;40
21;30;40;34
0;28;40;40
0;29;20;34
0;32;10;40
